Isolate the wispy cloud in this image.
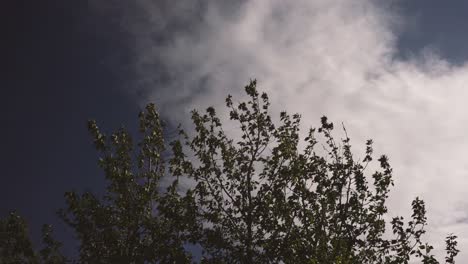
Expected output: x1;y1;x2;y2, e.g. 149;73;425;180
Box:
97;0;468;260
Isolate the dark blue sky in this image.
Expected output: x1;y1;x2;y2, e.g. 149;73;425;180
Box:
1;0;139;255
397;1;468;64
2;0;468;257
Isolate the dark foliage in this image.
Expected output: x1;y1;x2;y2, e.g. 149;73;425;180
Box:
0;81;459;263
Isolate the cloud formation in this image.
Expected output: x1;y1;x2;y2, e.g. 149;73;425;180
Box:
99;0;468;260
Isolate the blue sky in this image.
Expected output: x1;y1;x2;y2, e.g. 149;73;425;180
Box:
2;0;468;261
397;1;468;64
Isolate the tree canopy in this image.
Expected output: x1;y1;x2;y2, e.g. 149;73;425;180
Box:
0;81;460;263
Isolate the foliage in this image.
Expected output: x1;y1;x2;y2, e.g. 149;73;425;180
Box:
0;80;460;263
0;212;66;264
57;104;198;263
169;80;459;263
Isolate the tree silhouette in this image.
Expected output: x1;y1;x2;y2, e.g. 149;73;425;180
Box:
0;80;460;263
0;212;66;263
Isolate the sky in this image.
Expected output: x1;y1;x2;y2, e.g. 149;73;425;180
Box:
2;0;468;261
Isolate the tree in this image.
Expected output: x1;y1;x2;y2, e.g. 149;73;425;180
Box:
58;105;198;263
0;80;460;263
0;211;66;264
169;80;459;263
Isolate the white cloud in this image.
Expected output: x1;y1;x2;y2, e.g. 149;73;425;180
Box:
106;0;468;261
